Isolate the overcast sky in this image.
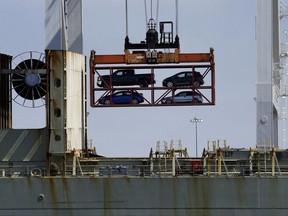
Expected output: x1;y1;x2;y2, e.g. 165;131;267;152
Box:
0;0;261;157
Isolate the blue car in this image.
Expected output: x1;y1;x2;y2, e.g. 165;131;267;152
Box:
161;91;203;104
99;91;144;105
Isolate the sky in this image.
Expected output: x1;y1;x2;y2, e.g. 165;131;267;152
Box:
0;0;260;157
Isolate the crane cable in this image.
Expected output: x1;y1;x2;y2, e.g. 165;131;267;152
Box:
144;0;148;30
144;0;159;31
125;0;128;37
126;0;179;37
150;0;152;20
175;0;178;36
156;0;159;26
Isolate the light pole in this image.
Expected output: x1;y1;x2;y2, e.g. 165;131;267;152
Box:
190;117;203;157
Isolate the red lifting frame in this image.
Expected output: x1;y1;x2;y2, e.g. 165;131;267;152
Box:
89;48;215;107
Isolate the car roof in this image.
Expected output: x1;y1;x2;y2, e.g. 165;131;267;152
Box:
176;91;201;95
111;90;140;95
115;69;134;72
176;71;201;74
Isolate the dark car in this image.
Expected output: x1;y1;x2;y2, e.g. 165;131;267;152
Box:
97;69;155;87
161;91;203;104
162;71;204;87
99;91;144;105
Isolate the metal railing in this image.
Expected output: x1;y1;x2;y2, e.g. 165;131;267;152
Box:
0;161;287;178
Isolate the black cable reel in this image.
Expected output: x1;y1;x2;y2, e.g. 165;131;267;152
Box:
11;51;47;108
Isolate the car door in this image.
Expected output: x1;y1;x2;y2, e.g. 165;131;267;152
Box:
175;91;193;103
185;92;193;102
114;91;132;104
184;72;193;85
112;91;125;104
173;92;186;103
122;91;132;103
113;70;126;85
192;92;202;102
174;72;186;86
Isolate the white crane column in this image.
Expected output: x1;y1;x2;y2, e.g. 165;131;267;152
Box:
45;0;83;54
256;0;280;149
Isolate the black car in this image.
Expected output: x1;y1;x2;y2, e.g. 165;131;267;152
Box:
162;71;204;87
97;69;155;88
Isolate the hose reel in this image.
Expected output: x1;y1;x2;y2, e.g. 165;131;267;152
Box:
11;51;47;108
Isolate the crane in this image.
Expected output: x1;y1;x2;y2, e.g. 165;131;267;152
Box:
256;0;288;149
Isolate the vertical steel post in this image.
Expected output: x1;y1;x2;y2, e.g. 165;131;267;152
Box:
172;148;175;176
217;148;222;176
72;154;76;176
272;148;275;176
249;148;253;174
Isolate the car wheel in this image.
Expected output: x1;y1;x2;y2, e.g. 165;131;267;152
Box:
131;98;139;104
167;81;174;87
104;99;111;105
192;98;198;103
139;80;148;87
166;99;173;104
193;81;200;87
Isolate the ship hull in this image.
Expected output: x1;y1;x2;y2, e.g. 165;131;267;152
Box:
1;176;287;216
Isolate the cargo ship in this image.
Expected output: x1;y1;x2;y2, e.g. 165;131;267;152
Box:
0;0;287;215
